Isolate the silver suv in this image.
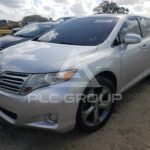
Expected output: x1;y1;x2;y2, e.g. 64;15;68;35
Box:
0;15;150;133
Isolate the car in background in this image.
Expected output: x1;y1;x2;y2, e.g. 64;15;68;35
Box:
56;17;75;23
0;20;13;36
11;23;37;34
11;27;22;34
12;18;74;33
0;22;59;50
0;20;21;30
11;27;24;34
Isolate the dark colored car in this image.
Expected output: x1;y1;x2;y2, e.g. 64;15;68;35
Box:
0;22;59;50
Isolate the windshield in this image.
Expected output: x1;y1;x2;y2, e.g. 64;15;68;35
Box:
38;17;118;46
14;24;53;38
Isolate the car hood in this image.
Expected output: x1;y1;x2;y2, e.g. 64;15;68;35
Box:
0;35;30;50
0;41;97;73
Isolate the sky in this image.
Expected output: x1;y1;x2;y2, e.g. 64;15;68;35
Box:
0;0;149;21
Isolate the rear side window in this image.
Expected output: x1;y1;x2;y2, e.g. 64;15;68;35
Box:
120;18;141;36
139;18;150;38
119;18;142;42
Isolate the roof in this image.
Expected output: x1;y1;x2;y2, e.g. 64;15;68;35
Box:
76;14;149;20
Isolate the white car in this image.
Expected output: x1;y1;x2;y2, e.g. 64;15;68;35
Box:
0;15;150;133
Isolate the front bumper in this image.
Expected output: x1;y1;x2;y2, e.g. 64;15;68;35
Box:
0;81;85;133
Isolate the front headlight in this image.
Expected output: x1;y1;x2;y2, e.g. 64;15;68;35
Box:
21;70;77;95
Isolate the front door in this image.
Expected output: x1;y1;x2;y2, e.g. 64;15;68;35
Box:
120;17;145;89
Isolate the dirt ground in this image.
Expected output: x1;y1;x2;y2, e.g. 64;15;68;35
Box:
0;78;150;150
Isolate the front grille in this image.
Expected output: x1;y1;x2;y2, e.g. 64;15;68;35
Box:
0;72;30;94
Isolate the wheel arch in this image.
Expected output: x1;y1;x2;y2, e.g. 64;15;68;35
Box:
96;71;117;91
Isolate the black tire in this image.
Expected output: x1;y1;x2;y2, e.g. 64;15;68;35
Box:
76;76;116;132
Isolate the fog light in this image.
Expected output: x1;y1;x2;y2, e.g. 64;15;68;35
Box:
45;113;58;124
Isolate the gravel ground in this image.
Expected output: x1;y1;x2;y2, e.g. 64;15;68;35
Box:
0;78;150;150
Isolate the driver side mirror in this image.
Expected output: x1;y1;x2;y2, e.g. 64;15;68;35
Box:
123;34;142;45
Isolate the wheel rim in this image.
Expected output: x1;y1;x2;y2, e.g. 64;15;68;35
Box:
81;85;112;127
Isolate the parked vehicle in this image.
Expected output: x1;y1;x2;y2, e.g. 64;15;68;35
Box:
0;20;11;36
56;17;75;23
0;20;21;30
0;15;150;133
11;27;23;34
11;23;37;34
12;18;74;34
0;22;59;50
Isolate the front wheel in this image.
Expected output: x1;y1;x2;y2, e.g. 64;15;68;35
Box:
76;76;116;132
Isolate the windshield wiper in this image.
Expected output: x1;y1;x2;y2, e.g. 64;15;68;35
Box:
60;41;75;45
36;39;49;43
14;34;25;38
15;34;32;38
34;40;76;45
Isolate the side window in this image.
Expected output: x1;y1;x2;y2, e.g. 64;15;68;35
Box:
119;18;142;43
139;18;150;38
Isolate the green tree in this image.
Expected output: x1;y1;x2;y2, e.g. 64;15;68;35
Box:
22;15;48;24
93;1;129;14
